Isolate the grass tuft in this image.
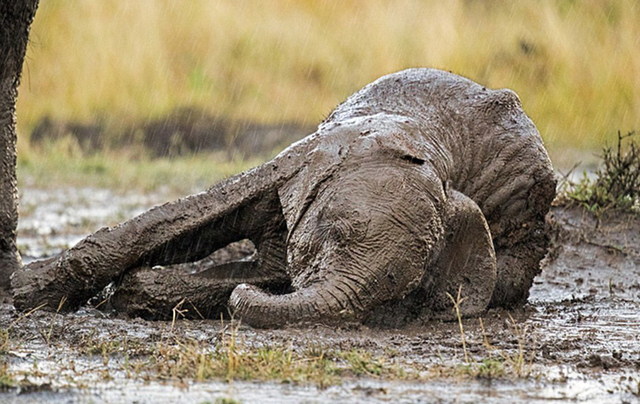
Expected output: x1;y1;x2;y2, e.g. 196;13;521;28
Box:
146;335;340;386
446;286;469;364
2;313;541;390
0;330;13;390
339;350;387;377
561;131;640;215
0;363;15;391
0;329;8;355
214;399;242;404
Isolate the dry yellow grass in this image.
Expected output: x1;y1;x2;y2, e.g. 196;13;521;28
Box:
16;0;640;155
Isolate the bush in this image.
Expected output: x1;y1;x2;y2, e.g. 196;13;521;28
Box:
564;131;640;214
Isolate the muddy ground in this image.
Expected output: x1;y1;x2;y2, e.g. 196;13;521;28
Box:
1;187;639;403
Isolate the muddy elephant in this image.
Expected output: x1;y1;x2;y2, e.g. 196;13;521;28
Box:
12;68;556;327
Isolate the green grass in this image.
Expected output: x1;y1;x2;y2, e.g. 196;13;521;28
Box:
15;0;640;157
214;399;241;404
162;342;339;386
0;364;15;391
456;358;506;379
18;138;264;194
0;329;8;355
561;131;640;215
139;324;410;386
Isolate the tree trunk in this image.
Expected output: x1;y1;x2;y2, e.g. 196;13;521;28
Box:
0;1;40;299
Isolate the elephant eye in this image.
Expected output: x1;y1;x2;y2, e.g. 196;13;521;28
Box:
401;154;425;165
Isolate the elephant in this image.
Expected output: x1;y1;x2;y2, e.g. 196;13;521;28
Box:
12;68;556;328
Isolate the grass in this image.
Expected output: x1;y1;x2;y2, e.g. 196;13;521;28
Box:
17;138;264;194
136;320;411;386
0;329;12;390
0;363;14;391
214;399;241;404
447;286;534;379
561;131;640;215
149;338;339;386
0;330;7;355
1;309;36;390
0;280;533;390
83;331;528;386
16;0;640;156
338;349;390;378
71;321;408;387
479;317;534;379
446;286;469;364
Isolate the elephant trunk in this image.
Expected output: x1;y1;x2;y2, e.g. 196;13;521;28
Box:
229;279;365;328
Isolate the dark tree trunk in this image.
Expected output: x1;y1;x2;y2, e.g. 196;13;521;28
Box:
0;0;40;298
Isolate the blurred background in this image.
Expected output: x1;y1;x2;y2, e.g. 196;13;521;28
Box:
15;0;640;192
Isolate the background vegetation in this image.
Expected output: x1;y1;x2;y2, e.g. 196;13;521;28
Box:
14;0;640;188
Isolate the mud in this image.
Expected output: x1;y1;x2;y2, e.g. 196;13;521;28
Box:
1;187;639;403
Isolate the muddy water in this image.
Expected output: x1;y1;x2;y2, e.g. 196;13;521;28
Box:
2;188;639;403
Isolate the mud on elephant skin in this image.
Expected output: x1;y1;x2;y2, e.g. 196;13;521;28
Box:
11;68;556;328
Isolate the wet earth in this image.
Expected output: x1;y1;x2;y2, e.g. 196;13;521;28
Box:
1;187;639;403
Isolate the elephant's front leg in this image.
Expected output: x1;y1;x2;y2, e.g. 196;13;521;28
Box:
109;196;291;319
363;189;497;326
490;219;550;308
421;189;497;318
110;256;290;320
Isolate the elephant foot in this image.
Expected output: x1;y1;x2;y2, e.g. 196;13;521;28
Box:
490;219;550;307
421;190;497;318
111;261;291;320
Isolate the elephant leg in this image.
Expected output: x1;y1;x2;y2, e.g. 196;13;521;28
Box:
421;190;497;318
110;259;291;320
490;218;549;307
109;198;291;319
138;189;286;267
475;168;555;307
